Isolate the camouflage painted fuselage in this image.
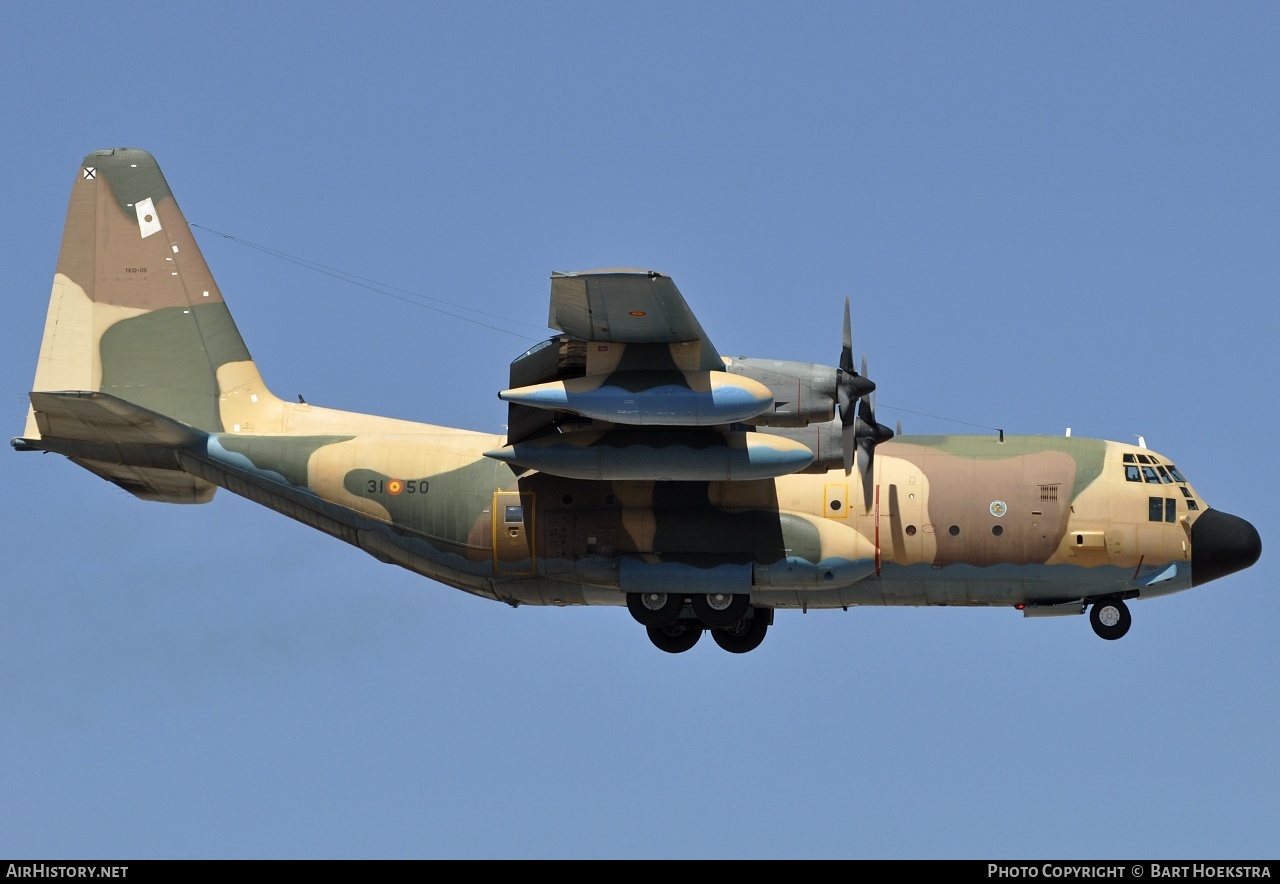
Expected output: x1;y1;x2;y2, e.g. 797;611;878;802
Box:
185;428;1201;611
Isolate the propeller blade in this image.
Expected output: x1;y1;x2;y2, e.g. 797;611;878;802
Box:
853;366;895;509
840;297;853;374
837;301;874;427
836;299;877;477
842;421;855;475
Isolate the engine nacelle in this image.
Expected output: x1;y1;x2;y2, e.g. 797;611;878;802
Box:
724;357;838;427
756;419;844;473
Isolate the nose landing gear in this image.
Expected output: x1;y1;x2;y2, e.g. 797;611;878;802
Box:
1089;598;1131;640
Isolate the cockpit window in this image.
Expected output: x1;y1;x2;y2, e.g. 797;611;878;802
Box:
1121;455;1195;506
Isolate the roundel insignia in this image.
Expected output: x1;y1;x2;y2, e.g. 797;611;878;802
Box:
387;479;404;495
628;310;646;317
989;500;1007;518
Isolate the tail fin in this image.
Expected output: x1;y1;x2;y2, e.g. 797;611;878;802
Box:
23;148;287;440
16;149;297;502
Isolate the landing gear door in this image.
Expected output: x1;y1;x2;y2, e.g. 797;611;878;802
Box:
493;491;535;575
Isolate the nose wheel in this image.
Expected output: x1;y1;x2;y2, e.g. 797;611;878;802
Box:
1089;599;1131;640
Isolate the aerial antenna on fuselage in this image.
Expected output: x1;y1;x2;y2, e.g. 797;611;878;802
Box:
1136;435;1147;449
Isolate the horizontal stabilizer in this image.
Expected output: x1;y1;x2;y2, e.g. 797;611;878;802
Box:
27;391;208;448
66;457;216;504
16;391;215;503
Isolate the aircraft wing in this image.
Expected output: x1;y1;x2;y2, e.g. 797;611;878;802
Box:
490;270;818;481
548;269;722;370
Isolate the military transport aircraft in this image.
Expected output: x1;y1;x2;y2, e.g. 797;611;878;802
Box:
14;149;1262;653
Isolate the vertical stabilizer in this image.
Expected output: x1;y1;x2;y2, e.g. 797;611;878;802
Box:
24;148;283;438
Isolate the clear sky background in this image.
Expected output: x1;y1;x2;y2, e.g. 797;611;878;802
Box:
1;2;1275;860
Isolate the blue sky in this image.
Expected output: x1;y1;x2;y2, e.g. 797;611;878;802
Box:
1;2;1275;859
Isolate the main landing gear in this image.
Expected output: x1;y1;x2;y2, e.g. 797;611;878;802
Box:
627;592;771;654
1089;598;1132;640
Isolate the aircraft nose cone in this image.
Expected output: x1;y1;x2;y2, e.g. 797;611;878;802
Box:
1191;508;1261;587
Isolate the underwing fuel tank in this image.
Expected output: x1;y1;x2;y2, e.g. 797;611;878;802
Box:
483;428;814;481
498;370;774;426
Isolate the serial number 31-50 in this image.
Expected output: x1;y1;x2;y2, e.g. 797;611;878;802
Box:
366;479;429;495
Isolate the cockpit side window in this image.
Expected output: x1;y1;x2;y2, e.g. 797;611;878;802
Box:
1125;465;1142;482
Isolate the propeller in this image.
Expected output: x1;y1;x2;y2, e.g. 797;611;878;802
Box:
853;357;896;509
837;298;875;474
835;299;894;502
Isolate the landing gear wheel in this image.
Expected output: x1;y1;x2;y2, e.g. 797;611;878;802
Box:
626;591;684;627
646;621;703;654
691;592;750;628
711;611;770;654
1089;599;1131;640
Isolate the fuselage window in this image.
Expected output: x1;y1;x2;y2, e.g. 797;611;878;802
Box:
1180;486;1192;498
1165;498;1177;523
504;505;524;523
1167;466;1186;482
1137;454;1152;464
1142;466;1160;483
1187;499;1199;511
1149;497;1164;522
1123;453;1136;463
1125;465;1142;482
1156;466;1172;483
